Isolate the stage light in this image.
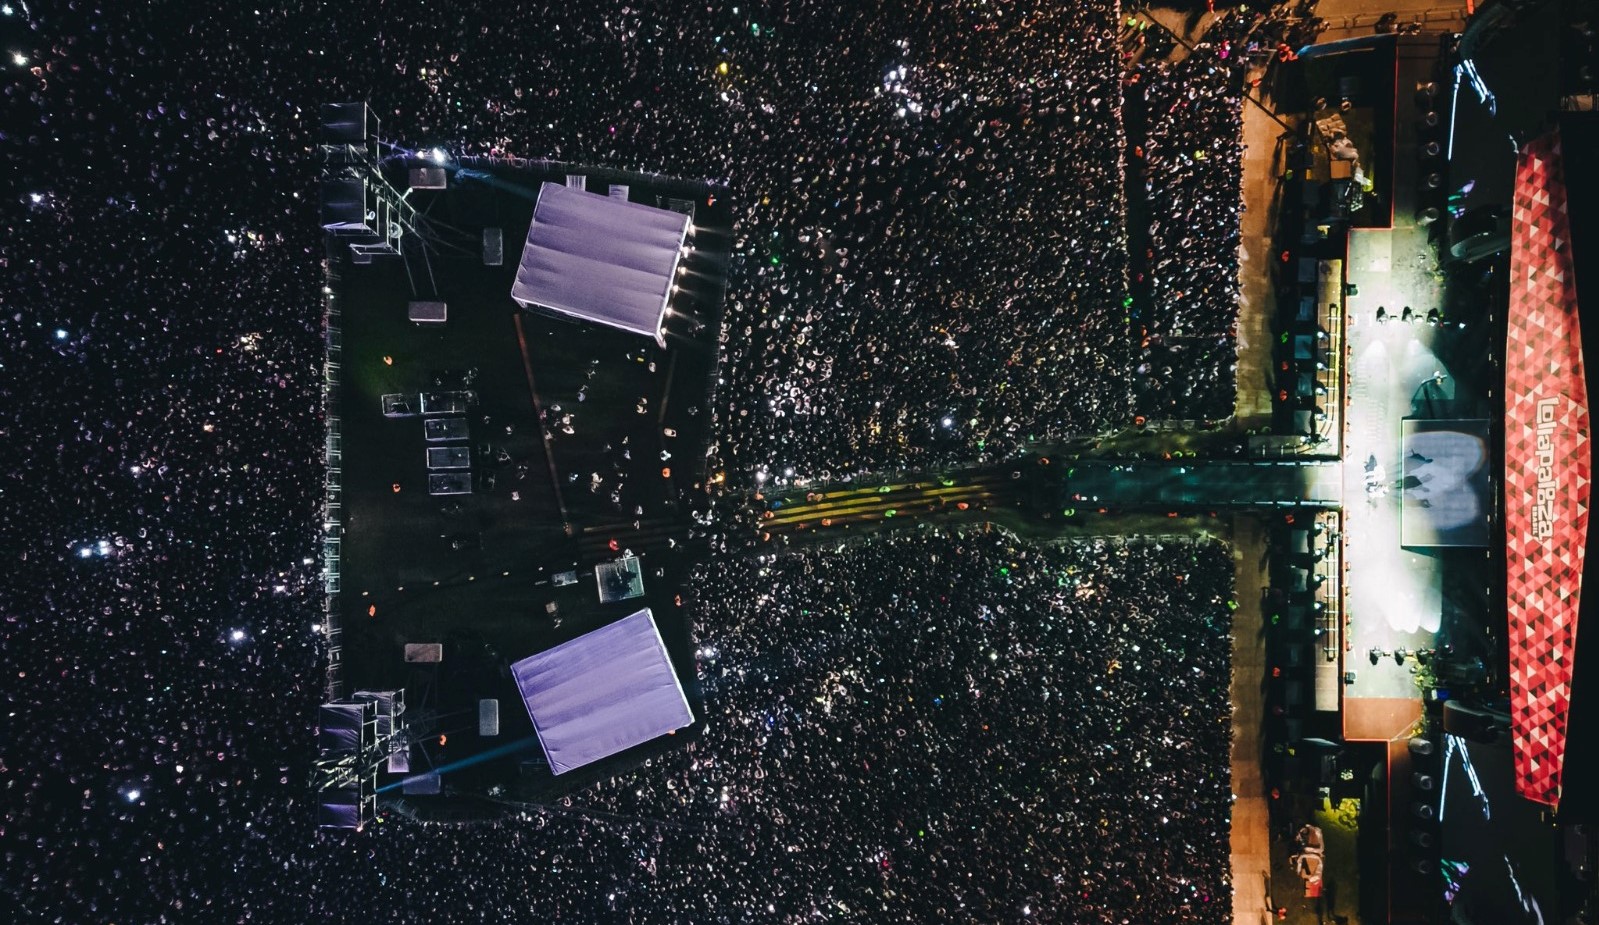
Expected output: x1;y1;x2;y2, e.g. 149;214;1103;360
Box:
12;52;26;66
230;629;246;642
54;329;67;340
942;417;954;427
125;788;141;802
430;147;447;164
79;547;93;558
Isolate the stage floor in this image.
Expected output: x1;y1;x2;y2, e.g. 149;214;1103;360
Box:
330;167;731;801
1339;226;1454;721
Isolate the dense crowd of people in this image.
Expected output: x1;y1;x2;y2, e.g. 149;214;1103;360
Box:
268;531;1243;925
339;0;1247;482
2;2;1248;921
1133;29;1250;421
701;3;1135;482
1;2;330;919
559;530;1237;924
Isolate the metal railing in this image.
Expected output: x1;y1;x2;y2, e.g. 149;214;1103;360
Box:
321;254;344;701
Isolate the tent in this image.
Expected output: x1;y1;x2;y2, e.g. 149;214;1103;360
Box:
510;182;690;347
510;608;694;775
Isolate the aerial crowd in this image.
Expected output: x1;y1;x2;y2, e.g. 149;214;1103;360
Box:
2;0;1250;922
1131;14;1255;421
345;0;1251;483
310;531;1243;925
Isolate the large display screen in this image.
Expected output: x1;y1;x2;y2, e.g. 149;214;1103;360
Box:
1438;735;1555;924
1400;419;1491;547
1505;130;1590;807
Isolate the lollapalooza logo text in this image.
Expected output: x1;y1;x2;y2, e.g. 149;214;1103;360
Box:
1533;397;1559;539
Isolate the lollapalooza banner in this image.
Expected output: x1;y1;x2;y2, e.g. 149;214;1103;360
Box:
1505;130;1590;807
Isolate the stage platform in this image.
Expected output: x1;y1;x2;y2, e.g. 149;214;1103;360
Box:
327;163;731;806
1339;180;1491;729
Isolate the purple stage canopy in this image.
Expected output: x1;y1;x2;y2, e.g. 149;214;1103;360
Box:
510;182;689;347
510;608;693;775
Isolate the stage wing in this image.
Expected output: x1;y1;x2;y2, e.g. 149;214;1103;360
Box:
510;608;693;775
1505;130;1591;808
511;182;689;347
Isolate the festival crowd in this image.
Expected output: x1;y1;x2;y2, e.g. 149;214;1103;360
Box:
357;0;1250;483
296;531;1243;925
2;1;1246;921
1133;16;1253;421
563;529;1238;925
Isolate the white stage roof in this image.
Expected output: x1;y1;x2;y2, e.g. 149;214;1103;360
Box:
509;608;693;775
510;182;689;347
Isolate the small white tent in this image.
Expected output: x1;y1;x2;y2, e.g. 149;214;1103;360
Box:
510;608;694;775
511;182;689;347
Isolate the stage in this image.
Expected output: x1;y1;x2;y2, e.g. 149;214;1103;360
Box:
1339;224;1492;733
328;163;731;807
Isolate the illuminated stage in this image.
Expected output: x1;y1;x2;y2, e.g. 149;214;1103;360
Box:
1341;224;1457;722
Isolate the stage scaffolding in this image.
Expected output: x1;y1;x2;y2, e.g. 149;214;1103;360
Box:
321;248;343;701
1315;509;1345;712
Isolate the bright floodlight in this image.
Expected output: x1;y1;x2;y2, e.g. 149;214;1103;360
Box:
55;329;67;340
942;417;954;427
29;192;43;203
79;547;93;558
430;147;447;164
230;629;246;642
11;52;25;66
125;789;141;802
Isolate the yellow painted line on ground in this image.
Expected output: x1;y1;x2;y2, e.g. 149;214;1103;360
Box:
766;489;998;527
765;487;985;523
766;482;1001;520
764;473;1008;509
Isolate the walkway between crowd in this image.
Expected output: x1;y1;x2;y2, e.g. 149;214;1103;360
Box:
1055;458;1343;510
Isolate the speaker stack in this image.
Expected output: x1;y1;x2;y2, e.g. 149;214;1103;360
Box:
1404;734;1442;884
